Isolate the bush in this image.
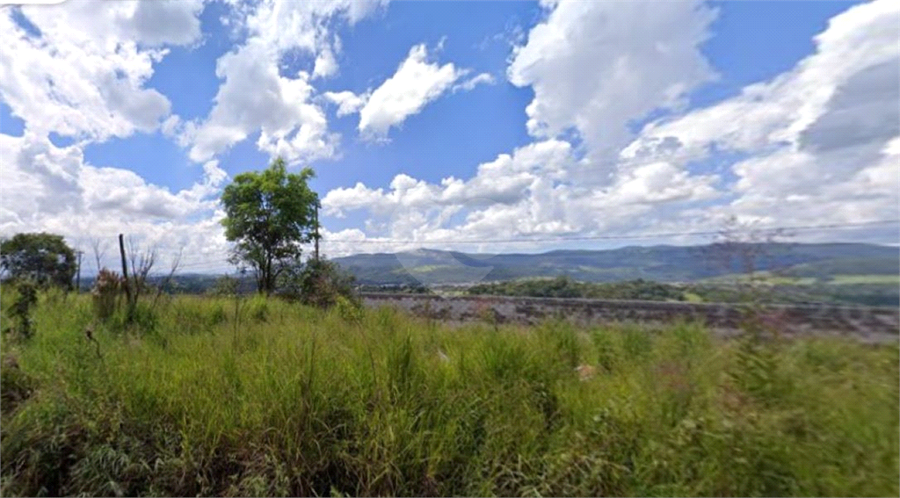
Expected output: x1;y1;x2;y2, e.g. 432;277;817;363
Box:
335;295;363;323
91;269;123;321
105;301;159;336
1;354;34;412
6;281;38;339
282;259;358;309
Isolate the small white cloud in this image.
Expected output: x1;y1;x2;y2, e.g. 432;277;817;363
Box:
358;43;466;139
185;0;387;164
188;40;338;164
453;72;495;92
323;90;369;117
313;47;338;79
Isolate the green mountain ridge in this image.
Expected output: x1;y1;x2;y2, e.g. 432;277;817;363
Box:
333;242;899;285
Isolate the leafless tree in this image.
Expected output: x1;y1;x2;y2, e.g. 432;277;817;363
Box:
89;237;108;274
153;247;183;307
127;237;157;305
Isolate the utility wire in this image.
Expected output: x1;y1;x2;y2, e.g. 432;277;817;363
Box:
97;219;897;273
321;219;900;246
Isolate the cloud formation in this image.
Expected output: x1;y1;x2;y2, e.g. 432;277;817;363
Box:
0;132;230;271
187;0;388;163
622;0;899;228
508;0;717;162
320;0;899;254
1;0;896;264
0;0;204;142
357;44;466;139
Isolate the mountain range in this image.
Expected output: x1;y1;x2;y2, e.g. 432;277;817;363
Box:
332;243;898;285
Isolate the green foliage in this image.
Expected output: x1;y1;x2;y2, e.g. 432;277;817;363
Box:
220;157;319;294
170;299;227;335
245;295;269;322
6;281;38;339
334;295;363;323
0;292;897;497
468;276;687;301
286;259;358;309
1;354;34;413
0;232;77;289
336;242;898;286
207;275;240;297
466;275;900;307
104;300;159;337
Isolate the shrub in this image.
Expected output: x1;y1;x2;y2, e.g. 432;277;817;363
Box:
106;301;159;336
0;354;34;412
208;304;228;326
91;268;123;321
6;281;38;339
283;259;358;309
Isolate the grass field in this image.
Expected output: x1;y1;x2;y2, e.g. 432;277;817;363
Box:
1;290;898;496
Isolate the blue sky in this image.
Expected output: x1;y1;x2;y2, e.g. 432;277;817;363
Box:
1;0;897;270
79;0;854;192
82;1;543;194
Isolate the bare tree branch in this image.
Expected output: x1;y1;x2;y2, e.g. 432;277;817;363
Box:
89;237;107;274
127;237;156;303
153;247;183;307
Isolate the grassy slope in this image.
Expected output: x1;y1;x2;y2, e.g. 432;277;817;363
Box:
1;291;898;497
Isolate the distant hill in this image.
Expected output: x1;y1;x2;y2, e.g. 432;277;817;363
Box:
333;243;898;285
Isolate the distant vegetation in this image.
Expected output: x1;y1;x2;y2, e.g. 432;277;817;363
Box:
73;268;896;307
2;288;897;496
464;276;900;307
334;244;899;306
65;241;897;307
468;277;686;301
334;244;898;285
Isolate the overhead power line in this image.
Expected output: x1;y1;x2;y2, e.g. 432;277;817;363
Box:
321;219;900;246
92;219;896;275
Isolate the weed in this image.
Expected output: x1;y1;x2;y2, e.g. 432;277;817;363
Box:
0;292;896;496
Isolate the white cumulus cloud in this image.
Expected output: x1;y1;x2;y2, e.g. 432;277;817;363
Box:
508;0;717;163
357;43;467;140
187;0;387;164
622;0;900;231
0;0;205;142
0;132;232;271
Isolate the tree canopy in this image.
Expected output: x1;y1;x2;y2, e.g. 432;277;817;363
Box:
220;158;319;294
0;232;77;289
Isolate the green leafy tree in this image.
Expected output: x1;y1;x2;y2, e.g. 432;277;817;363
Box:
280;259;358;308
221;158;319;294
0;232;77;289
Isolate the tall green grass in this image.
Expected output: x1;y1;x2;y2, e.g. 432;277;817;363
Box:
1;290;897;496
